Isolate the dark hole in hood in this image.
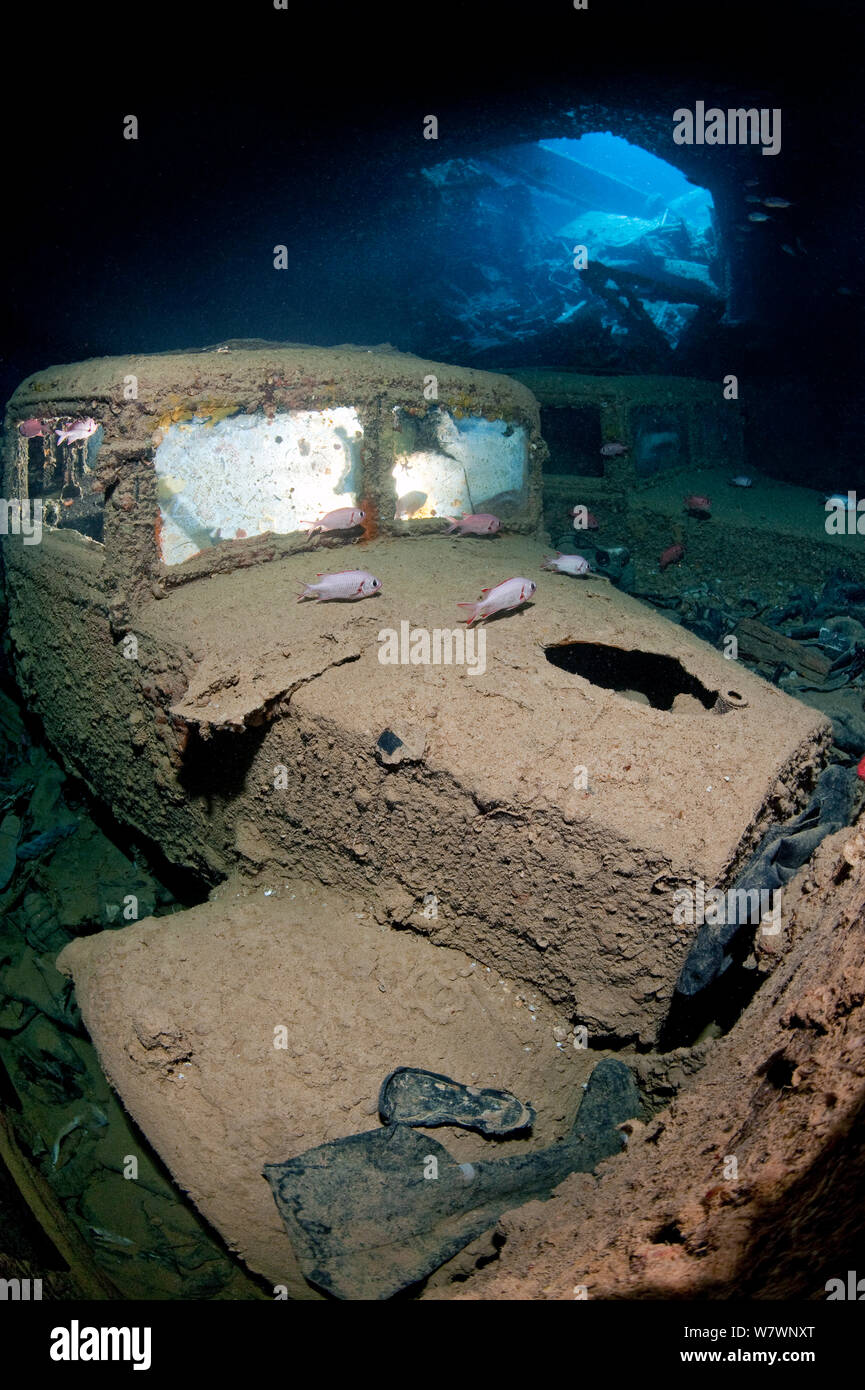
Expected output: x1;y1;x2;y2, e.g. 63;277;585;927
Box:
545;640;718;711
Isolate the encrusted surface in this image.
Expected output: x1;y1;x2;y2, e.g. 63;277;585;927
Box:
57;881;594;1298
450;818;865;1300
7;520;828;1041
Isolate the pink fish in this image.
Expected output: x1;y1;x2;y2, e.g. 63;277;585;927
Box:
541;552;591;576
446;513;501;536
684;493;712;516
55;417;97;445
17;418;44;438
297;570;381;603
302;507;365;537
600;441;628;457
457;576;536;627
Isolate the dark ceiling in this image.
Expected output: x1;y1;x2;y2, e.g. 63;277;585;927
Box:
3;0;862;474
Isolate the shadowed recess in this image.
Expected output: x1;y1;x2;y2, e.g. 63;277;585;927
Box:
545;641;718;710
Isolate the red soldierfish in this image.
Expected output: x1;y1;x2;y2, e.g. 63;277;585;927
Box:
659;543;685;571
393;491;427;520
857;753;865;780
18;418;44;438
302;507;366;537
457;576;536;626
541;553;591;576
684;494;712;516
297;570;382;602
55;417;98;445
446;513;501;535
